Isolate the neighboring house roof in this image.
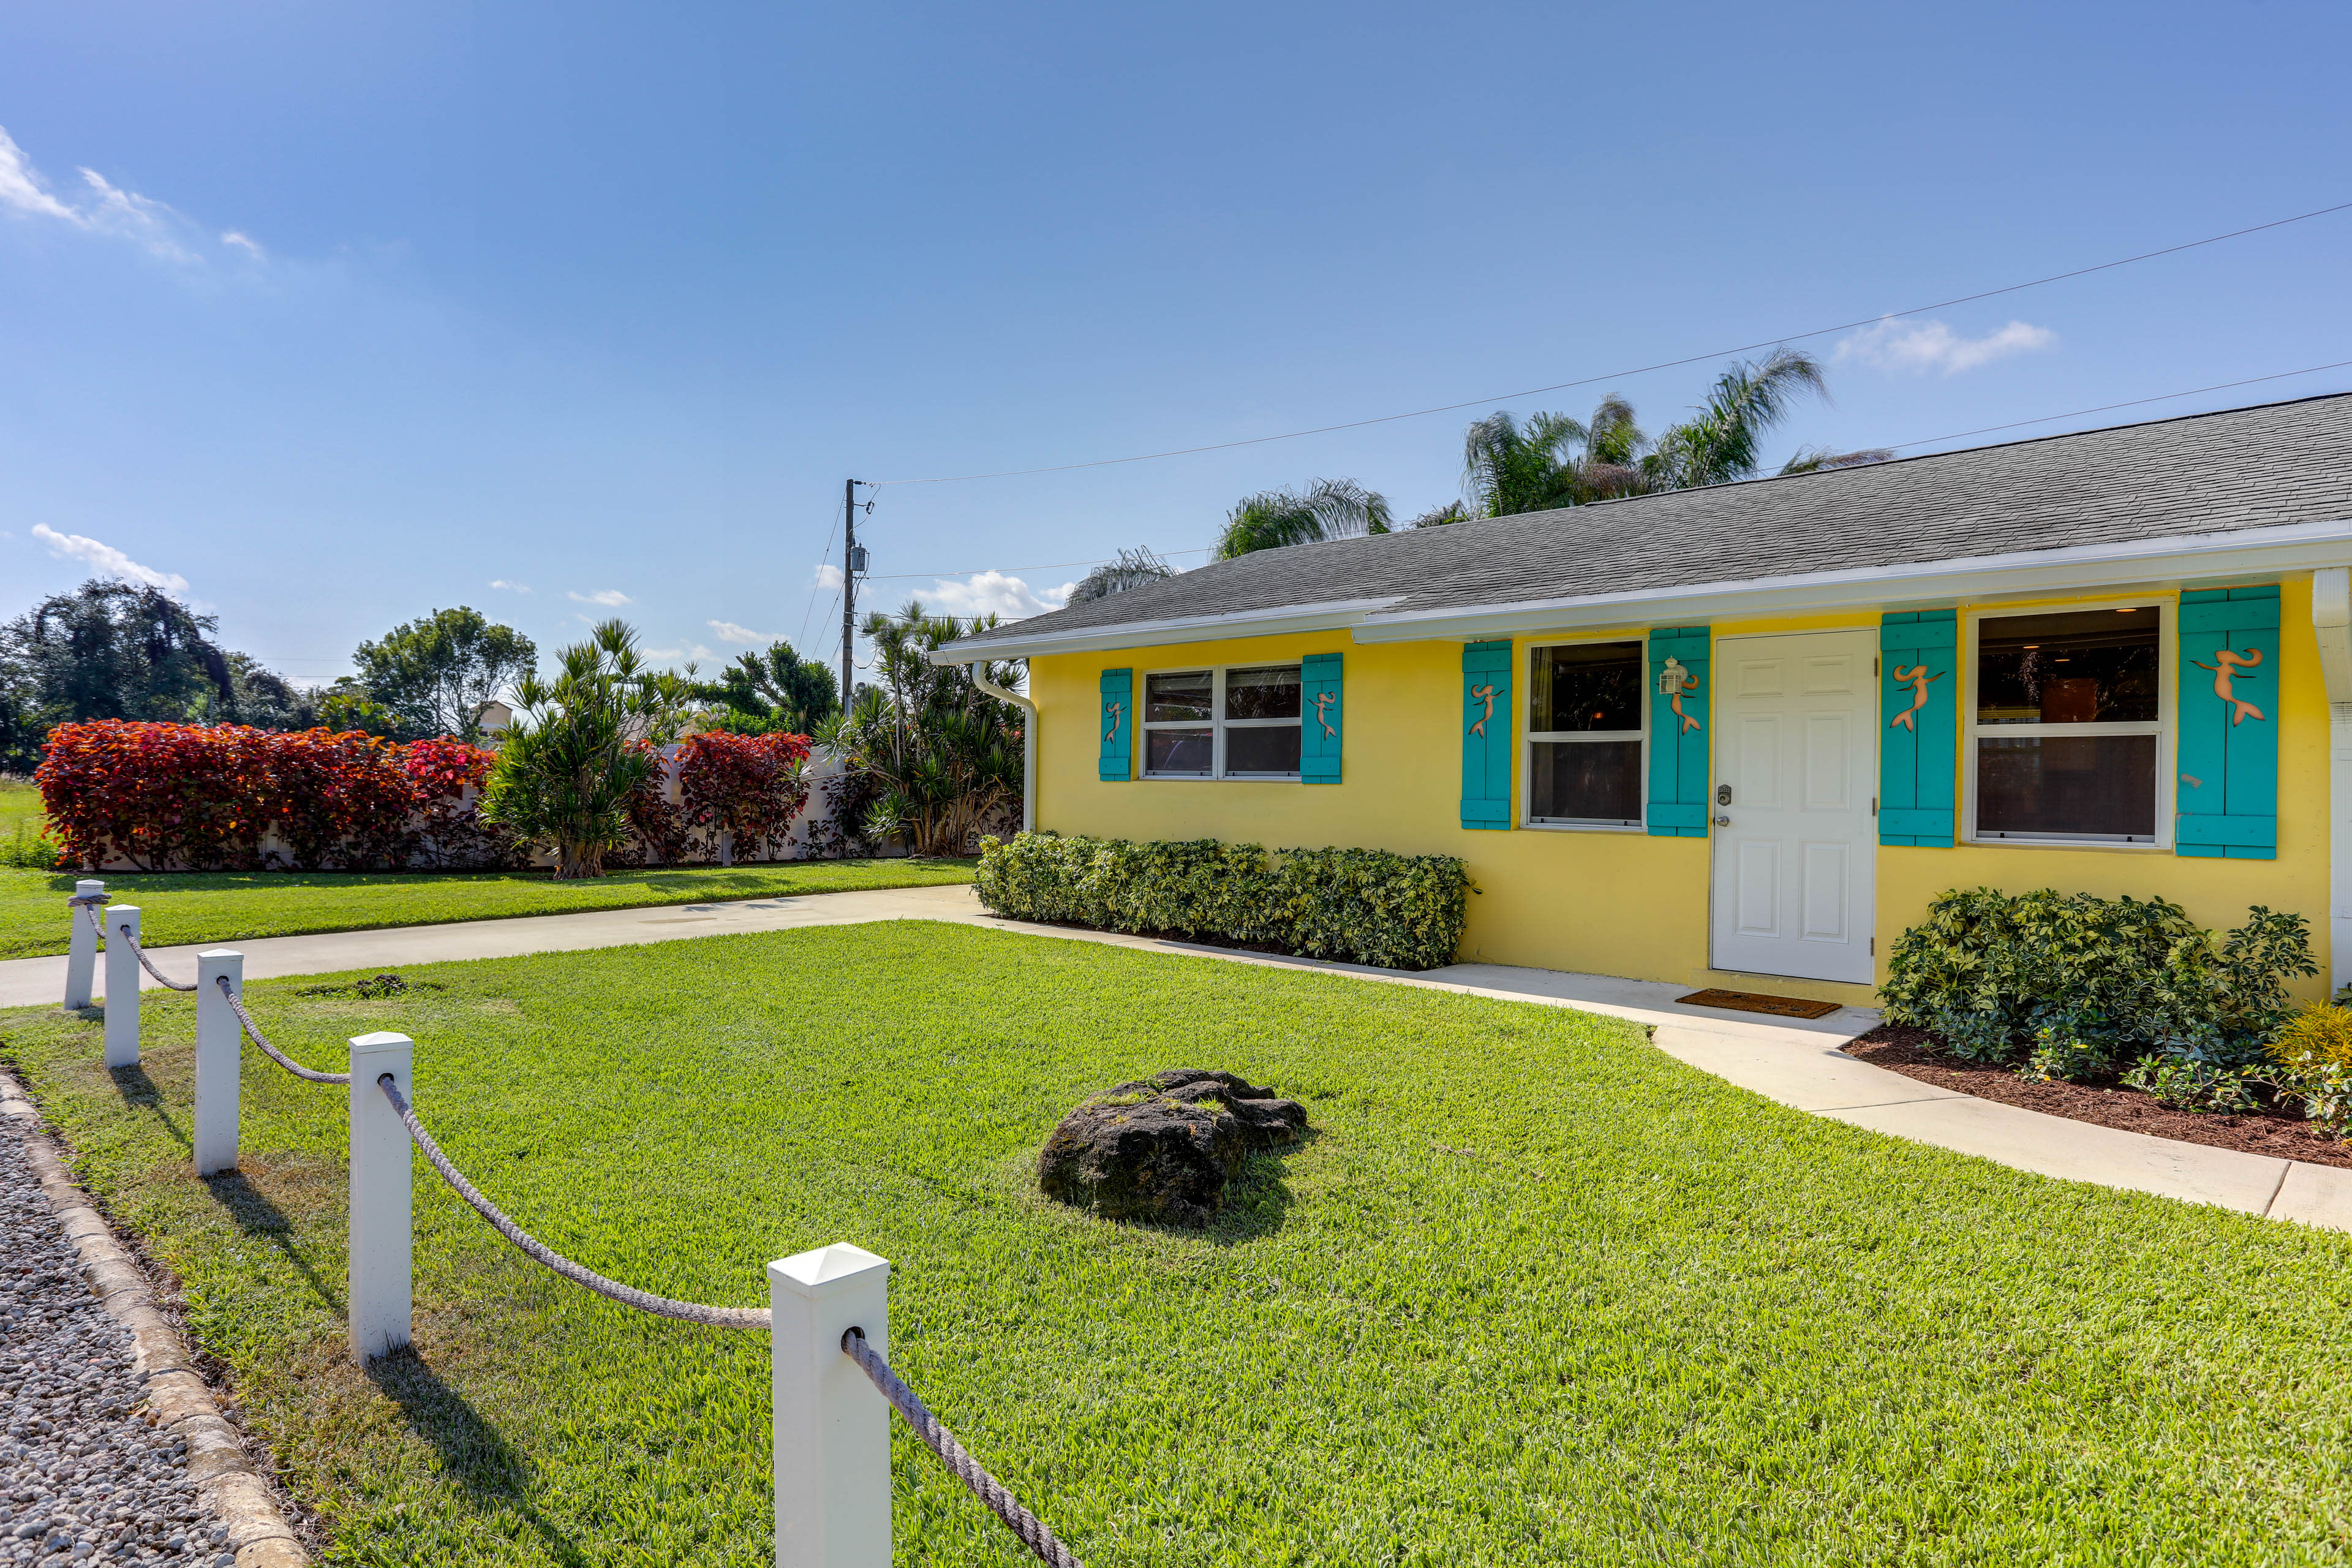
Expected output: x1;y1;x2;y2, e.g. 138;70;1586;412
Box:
933;393;2352;661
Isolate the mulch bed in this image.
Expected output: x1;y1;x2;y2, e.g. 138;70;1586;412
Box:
1847;1025;2352;1170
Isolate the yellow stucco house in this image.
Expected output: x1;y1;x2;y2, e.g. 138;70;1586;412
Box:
934;395;2352;1008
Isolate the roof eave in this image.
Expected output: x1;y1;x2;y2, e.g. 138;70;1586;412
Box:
1345;518;2352;643
927;597;1405;665
927;518;2352;663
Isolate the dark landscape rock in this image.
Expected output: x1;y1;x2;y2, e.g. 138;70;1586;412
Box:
1038;1069;1308;1226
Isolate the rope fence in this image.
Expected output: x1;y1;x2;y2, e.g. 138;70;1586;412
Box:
843;1328;1085;1568
219;979;351;1085
58;879;1086;1568
110;910;197;992
375;1071;769;1329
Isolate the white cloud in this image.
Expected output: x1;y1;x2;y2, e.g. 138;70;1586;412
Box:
645;644;714;663
77;167;197;262
912;571;1073;622
709;620;784;646
0;127;78;222
813;563;845;592
0;123;254;265
1836;316;2056;375
31;523;189;592
568;589;633;606
488;579;533;593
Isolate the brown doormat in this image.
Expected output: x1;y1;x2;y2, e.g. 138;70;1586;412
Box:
1676;988;1843;1020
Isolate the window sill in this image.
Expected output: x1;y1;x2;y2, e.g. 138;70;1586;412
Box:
1961;835;2172;854
1520;820;1646;834
1141;774;1301;783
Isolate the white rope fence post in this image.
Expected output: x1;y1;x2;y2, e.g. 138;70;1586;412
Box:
104;905;142;1069
64;880;104;1009
194;951;244;1177
771;1244;892;1568
348;1031;413;1362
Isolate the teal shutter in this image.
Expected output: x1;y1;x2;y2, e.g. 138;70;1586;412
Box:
1646;627;1710;837
2177;587;2279;859
1098;668;1133;782
1460;640;1512;829
1879;611;1958;846
1300;652;1343;784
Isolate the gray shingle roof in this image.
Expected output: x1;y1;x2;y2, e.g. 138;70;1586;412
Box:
943;392;2352;650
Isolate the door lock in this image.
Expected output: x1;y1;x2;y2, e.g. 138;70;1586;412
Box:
1716;785;1732;805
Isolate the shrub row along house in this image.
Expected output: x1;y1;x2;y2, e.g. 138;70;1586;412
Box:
935;394;2352;1007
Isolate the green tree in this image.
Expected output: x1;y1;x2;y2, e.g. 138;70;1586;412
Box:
350;606;537;741
1212;478;1392;560
478;620;692;878
1454;350;1833;518
698;641;839;734
0;580;235;769
826;600;1023;857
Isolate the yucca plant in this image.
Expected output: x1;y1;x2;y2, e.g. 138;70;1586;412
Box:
478;621;692;878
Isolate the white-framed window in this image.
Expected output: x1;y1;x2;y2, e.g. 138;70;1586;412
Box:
1523;638;1646;829
1963;600;2171;846
1140;665;1303;779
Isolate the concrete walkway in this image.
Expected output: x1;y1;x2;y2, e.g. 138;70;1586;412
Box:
6;883;2350;1234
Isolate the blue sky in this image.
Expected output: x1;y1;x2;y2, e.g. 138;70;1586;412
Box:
3;0;2349;687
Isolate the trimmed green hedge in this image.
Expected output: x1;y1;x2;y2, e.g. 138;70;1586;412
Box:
974;831;1472;970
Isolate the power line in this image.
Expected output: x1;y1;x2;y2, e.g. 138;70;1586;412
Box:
868;197;2352;487
794;501;843;651
855;547;1211;582
1883;360;2352;453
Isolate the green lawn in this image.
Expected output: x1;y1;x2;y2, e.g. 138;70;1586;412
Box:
7;923;2352;1566
0;860;976;961
0;778;53;870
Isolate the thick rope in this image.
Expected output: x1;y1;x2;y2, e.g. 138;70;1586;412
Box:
375;1074;770;1330
112;916;197;992
217;976;351;1085
842;1327;1084;1568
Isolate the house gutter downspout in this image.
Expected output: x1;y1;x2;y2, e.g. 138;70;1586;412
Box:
2313;567;2352;997
968;662;1037;834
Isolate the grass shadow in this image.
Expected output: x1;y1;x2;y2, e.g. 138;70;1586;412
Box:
110;1063;189;1152
1199;1126;1321;1246
366;1347;589;1566
202;1169;344;1316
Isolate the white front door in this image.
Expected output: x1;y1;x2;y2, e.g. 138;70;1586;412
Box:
1709;630;1877;984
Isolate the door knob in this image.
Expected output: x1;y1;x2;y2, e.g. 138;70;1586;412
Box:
1713;814;1731;826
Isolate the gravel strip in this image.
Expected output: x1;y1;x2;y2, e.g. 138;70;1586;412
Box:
0;1115;224;1566
0;1073;294;1568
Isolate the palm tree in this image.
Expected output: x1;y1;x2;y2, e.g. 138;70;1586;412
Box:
1637;348;1830;491
1780;445;1894;475
1460;394;1651;517
1212;478;1392;560
1068;546;1176;604
1450;349;1833;518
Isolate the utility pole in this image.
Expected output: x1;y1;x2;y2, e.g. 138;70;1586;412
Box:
841;478;863;718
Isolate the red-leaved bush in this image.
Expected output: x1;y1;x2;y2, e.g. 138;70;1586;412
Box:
36;722;506;872
676;731;811;861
